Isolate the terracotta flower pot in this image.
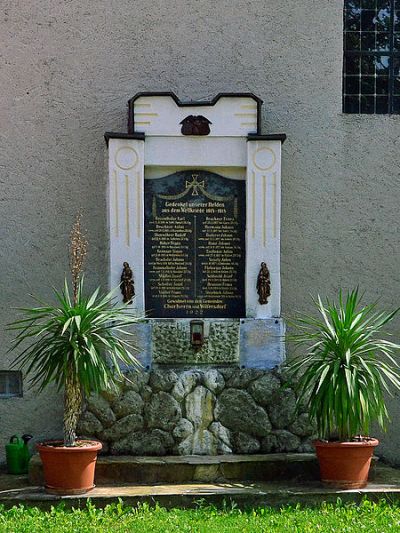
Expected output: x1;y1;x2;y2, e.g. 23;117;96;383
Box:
37;440;102;495
314;438;379;489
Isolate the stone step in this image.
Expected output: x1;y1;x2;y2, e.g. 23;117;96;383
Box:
2;475;400;511
5;462;397;510
29;453;321;486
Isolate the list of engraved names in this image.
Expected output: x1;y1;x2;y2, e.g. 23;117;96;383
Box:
144;171;245;318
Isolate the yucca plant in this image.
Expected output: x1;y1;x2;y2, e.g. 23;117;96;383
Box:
286;289;400;441
7;215;141;446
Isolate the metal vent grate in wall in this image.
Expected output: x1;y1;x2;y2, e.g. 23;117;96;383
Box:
0;371;23;398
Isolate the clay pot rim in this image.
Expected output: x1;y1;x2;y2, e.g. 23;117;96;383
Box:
314;438;379;448
37;440;102;452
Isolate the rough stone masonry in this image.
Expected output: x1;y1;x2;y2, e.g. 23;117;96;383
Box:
78;368;315;456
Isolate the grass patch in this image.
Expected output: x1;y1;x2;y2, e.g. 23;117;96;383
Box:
0;498;400;532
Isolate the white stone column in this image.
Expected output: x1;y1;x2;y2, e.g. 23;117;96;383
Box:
108;138;145;313
245;140;282;318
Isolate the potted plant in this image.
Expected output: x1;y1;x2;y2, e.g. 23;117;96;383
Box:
8;215;141;494
286;288;400;489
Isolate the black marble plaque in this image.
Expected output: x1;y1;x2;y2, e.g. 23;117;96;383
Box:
144;170;246;318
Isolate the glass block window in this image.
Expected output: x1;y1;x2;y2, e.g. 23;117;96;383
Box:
343;0;400;114
0;371;23;398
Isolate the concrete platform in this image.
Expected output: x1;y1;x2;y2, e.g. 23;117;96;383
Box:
0;455;397;509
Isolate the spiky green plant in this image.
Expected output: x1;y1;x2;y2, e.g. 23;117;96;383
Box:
8;279;142;446
286;289;400;441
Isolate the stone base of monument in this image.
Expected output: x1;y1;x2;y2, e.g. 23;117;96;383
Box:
29;453;323;486
76;368;315;457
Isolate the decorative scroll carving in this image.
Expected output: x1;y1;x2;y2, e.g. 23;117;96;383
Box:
120;262;135;304
256;262;271;305
180;115;212;136
156;174;233;202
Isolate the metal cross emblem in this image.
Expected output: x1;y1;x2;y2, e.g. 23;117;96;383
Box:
186;174;205;196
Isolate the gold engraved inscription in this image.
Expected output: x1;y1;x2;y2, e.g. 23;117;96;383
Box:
144;172;245;318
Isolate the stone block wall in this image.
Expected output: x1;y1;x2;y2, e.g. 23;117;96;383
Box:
78;368;315;456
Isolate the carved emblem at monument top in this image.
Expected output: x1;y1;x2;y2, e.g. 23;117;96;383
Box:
180;115;212;135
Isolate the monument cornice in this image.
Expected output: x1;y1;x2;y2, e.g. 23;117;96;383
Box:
247;133;287;143
104;131;145;147
127;91;263;135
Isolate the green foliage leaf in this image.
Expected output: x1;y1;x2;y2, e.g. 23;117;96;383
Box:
286;288;400;440
7;278;143;397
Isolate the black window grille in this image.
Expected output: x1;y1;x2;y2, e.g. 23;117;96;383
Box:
343;0;400;114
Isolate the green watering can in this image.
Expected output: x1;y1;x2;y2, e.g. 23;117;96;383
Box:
5;434;32;474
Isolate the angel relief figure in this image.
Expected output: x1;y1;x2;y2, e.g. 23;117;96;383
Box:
257;262;271;305
120;262;135;304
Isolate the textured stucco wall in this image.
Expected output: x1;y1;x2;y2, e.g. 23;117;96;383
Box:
1;1;400;462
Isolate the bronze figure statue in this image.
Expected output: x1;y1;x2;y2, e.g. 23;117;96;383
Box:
120;262;135;304
257;262;271;305
180;115;212;135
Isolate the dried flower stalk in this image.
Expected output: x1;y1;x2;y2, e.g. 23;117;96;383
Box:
69;213;88;305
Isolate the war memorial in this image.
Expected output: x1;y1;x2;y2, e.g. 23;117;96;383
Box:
70;92;317;457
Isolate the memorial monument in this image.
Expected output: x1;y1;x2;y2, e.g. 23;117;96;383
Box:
78;93;315;455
